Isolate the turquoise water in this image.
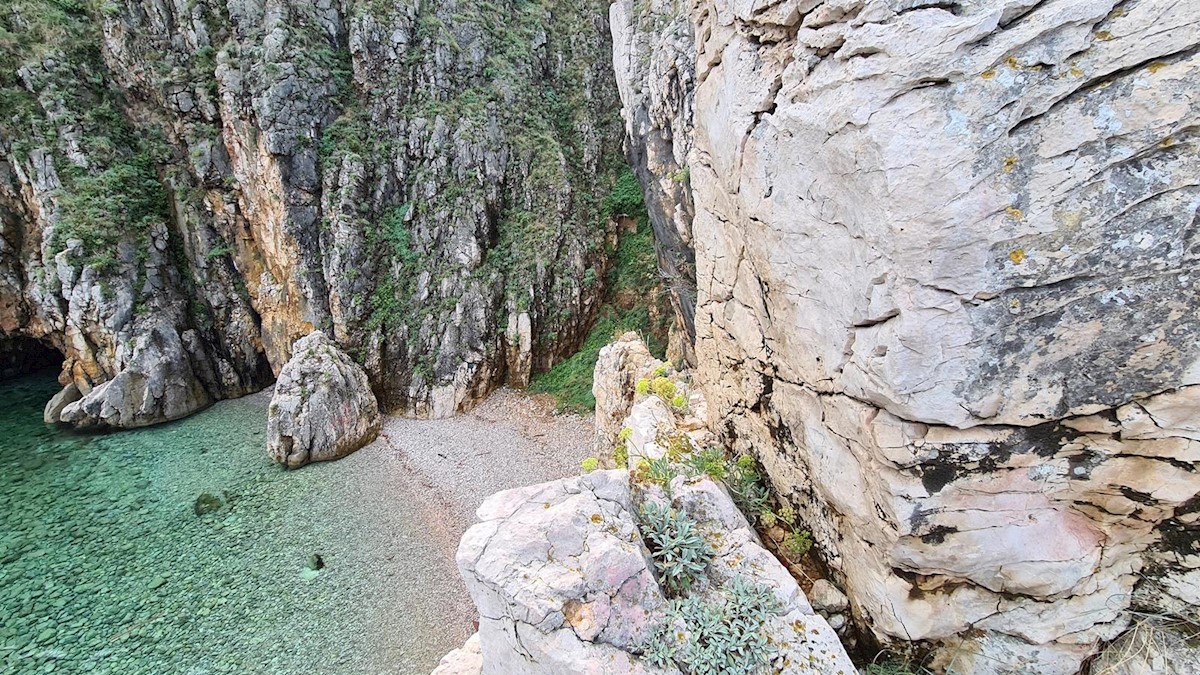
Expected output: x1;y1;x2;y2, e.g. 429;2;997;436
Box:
0;370;467;675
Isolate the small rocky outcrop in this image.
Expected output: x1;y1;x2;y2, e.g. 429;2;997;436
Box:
43;382;80;424
440;343;852;674
267;332;381;469
55;318;213;429
446;469;851;675
592;332;658;453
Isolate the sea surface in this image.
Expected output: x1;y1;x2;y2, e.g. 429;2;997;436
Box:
0;369;467;675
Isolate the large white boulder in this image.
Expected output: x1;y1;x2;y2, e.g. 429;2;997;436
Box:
448;466;854;674
267;331;381;468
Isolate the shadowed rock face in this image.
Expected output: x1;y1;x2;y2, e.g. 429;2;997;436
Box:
267;331;380;468
1;0;625;427
613;0;1200;671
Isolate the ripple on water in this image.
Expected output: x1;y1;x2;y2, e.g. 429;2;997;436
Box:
0;370;457;675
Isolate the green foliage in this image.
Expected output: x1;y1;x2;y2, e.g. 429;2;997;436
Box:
635;378;651;396
664;432;691;461
650;376;676;401
581;457;599;473
670;393;689;413
639;501;712;596
604;169;646;217
610;204;659;294
641;577;781;674
645;456;678;487
205;243;234;260
777;505;797;527
685;447;728;481
54;152;168;271
783;530;813;557
529;306;661;413
614;443;629;469
725;455;771;515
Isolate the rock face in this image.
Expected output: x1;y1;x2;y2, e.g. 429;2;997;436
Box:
267;331;380;468
1;0;626;427
613;0;1200;672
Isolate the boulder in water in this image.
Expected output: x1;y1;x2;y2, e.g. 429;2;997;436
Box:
43;383;81;425
267;331;381;468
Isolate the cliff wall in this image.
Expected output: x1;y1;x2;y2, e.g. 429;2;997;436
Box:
613;0;1200;671
1;0;626;426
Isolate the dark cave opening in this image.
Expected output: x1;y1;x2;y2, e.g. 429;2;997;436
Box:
0;334;63;382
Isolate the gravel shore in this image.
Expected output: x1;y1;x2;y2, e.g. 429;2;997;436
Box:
336;388;596;671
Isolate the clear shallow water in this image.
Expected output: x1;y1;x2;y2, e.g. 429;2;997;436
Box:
0;370;465;675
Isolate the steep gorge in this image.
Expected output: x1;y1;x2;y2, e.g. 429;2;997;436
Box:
2;0;632;427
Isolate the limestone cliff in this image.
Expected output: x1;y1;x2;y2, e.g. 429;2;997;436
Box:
1;0;625;426
613;0;1200;672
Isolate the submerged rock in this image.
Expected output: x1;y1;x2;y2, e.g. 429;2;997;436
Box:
192;492;224;516
267;332;381;468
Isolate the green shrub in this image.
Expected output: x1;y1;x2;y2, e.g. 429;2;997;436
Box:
614;443;628;469
783;531;813;557
604;169;645;216
650;377;676;401
53;153;168;270
670;393;689;413
581;457;599;473
639;501;712;595
529;307;661;413
685;447;727;481
641;576;781;673
725;455;771;515
646;456;677;487
635;378;650;396
778;505;797;527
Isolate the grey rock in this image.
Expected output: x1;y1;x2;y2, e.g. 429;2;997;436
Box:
809;580;849;614
42;383;80;425
267;331;381;468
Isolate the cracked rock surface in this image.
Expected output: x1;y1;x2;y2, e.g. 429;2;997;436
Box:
449;466;854;674
2;0;623;426
267;331;381;468
613;0;1200;672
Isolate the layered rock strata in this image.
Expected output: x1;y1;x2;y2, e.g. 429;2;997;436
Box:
2;0;626;426
613;0;1200;671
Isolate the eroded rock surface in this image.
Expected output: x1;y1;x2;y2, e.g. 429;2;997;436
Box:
593;331;658;454
267;331;380;468
450;467;853;674
613;0;1200;671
